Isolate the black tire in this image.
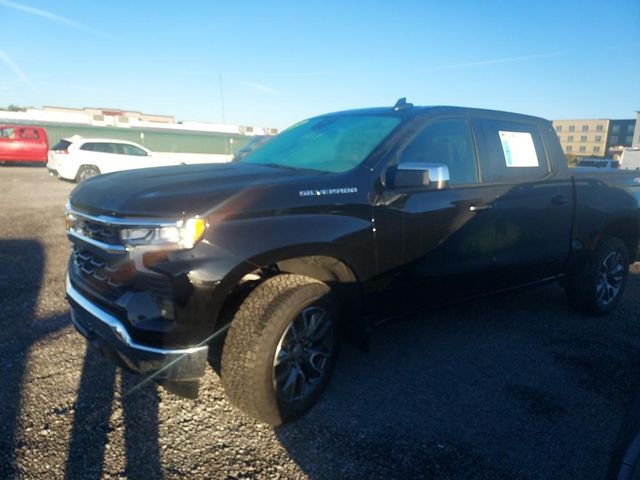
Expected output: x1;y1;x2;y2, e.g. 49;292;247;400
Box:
565;236;629;316
606;394;640;480
221;274;340;426
76;165;100;182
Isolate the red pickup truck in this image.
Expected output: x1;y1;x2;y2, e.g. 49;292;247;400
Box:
0;125;49;164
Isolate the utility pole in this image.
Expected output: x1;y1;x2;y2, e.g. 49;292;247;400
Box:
219;74;226;124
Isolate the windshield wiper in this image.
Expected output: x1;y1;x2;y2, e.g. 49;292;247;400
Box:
260;163;303;171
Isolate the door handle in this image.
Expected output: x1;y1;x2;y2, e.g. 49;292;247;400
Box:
469;204;493;212
551;195;568;206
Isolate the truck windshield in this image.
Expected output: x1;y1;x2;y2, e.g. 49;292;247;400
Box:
239;114;400;173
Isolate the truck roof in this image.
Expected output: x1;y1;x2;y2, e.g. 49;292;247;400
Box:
316;104;552;127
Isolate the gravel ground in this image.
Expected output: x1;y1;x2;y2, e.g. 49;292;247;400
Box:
1;166;640;479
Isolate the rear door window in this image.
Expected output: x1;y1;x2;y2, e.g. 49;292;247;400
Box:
97;143;116;154
80;142;97;152
474;119;550;183
80;142;116;154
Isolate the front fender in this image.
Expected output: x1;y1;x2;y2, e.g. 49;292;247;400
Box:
154;212;375;330
185;213;374;280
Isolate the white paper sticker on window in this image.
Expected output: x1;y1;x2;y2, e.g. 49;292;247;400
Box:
499;131;539;167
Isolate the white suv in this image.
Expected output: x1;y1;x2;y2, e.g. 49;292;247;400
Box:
47;136;180;182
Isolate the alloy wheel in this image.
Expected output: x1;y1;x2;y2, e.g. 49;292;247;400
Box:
273;306;335;403
596;250;625;306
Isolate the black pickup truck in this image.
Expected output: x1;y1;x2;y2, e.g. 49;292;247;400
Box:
65;100;640;425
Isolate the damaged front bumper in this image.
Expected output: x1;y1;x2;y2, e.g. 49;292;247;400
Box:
66;277;209;381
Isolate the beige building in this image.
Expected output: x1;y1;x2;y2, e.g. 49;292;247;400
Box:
552;119;609;157
43;106;175;124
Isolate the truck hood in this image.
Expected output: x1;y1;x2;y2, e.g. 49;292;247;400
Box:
69;162;323;218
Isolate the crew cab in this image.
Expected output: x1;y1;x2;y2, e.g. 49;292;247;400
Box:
0;124;49;164
64;101;640;425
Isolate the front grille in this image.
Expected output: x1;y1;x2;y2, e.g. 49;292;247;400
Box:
72;246;132;300
67;208;178;320
71;246;175;319
76;218;121;245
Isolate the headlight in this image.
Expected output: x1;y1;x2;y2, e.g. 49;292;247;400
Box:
120;218;206;249
64;211;77;231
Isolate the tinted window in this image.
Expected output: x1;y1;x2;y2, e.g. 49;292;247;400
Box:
52;139;72;151
19;128;39;139
578;160;600;167
1;127;16;139
399;119;478;185
476;119;549;183
80;142;97;152
81;142;117;153
97;143;116;153
120;144;147;156
105;143;119;153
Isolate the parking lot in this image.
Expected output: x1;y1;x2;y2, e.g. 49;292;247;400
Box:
1;165;640;479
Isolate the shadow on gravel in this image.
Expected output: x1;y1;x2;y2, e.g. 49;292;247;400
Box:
64;351;163;480
0;240;68;478
0;163;46;168
274;273;640;480
0;239;163;479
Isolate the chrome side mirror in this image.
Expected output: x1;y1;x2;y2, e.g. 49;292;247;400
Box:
387;162;450;190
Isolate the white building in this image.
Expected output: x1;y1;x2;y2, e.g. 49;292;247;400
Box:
0;106;278;137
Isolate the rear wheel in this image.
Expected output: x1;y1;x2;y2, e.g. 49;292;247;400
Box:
76;165;100;182
565;236;629;316
221;274;340;425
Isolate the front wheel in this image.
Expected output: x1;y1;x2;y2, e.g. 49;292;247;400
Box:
221;274;340;425
565;236;630;316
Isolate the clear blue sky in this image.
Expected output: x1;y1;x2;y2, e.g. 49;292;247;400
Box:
1;0;639;129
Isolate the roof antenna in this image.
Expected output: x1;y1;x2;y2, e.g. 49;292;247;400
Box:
393;97;413;111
